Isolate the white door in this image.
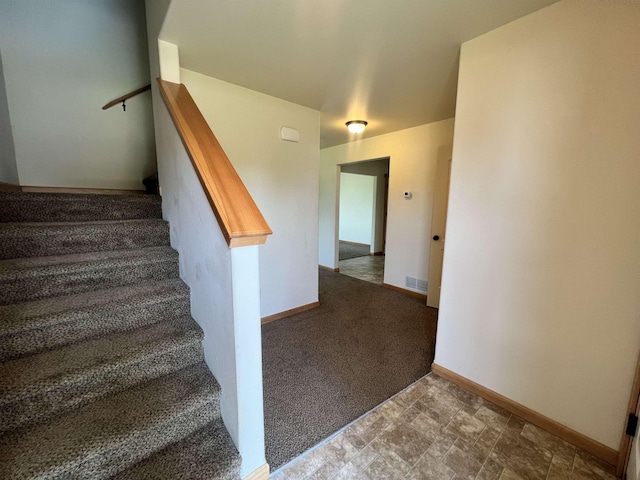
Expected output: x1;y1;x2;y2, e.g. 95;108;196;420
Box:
427;149;452;308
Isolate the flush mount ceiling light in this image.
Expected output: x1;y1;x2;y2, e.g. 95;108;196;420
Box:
346;120;368;134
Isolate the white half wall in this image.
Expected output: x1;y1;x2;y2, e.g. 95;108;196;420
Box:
320;119;454;293
153;99;266;477
435;0;640;451
0;0;156;189
339;173;375;247
180;68;320;318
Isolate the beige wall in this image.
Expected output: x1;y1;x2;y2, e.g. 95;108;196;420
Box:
180;69;320;319
0;0;156;189
320;119;454;294
435;0;640;450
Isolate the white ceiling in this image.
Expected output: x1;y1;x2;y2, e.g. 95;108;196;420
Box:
161;0;558;148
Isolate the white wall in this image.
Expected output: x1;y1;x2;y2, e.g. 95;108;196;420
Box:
320;119;455;293
180;69;320;318
0;49;18;185
341;158;390;253
339;173;375;246
0;0;156;190
435;0;640;451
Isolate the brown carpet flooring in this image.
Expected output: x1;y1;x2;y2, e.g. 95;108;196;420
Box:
262;269;438;470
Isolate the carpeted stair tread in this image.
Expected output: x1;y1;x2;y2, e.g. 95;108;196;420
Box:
113;419;241;480
0;219;170;260
0;246;179;305
0;278;190;361
0;362;220;480
0;192;162;223
0;317;204;433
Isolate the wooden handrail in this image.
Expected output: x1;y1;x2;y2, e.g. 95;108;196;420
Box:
157;78;272;247
102;84;151;110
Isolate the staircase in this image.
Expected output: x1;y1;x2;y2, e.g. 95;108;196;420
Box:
0;191;241;479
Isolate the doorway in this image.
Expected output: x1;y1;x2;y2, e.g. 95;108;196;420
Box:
337;157;390;285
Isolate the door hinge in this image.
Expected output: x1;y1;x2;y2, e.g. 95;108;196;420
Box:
626;414;638;437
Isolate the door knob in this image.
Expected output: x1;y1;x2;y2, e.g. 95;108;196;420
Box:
433;235;440;241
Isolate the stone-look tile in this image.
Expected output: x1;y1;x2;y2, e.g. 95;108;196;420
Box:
369;437;414;476
317;431;363;468
350;408;393;444
411;410;447;439
338;256;385;285
421;374;442;389
406;452;456;480
572;449;617;480
363;456;405;480
442;445;484;480
489;428;552;480
474;426;503;459
343;427;368;451
305;461;340;480
546;454;574;480
474;406;510;431
476;458;505;480
277;375;616;480
349;446;379;471
281;449;324;479
453;425;502;468
400;406;423;424
413;387;463;425
499;468;525;480
333;462;370;480
520;423;575;463
481;400;513;419
445;409;486;443
376;419;433;467
393;381;430;411
378;397;409;420
425;430;458;458
504;415;526;433
437;379;484;411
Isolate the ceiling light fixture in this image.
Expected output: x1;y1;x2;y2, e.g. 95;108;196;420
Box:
346;120;368;134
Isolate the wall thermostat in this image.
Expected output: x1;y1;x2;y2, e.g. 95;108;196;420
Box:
403;191;412;199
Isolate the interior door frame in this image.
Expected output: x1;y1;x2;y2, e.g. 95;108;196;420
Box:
336;157;391;266
618;351;640;477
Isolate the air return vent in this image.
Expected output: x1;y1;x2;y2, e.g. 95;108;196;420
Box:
406;276;428;292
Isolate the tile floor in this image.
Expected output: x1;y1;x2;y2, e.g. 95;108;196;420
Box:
338;256;385;285
270;374;617;480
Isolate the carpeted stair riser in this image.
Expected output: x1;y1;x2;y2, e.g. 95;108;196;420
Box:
0;192;162;223
113;420;242;480
0;280;191;361
0;219;170;260
0;246;179;305
1;192;241;479
0;318;204;433
0;363;221;480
